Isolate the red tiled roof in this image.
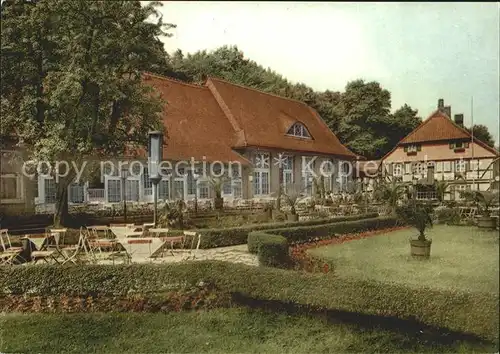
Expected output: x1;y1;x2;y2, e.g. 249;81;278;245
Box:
206;77;358;159
397;109;498;156
399;110;470;144
143;73;250;165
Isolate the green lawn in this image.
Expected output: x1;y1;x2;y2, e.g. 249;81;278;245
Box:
309;225;499;293
1;310;495;353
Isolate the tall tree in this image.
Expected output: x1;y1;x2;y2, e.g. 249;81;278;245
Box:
1;0;174;225
466;124;496;148
386;104;422;152
337;80;392;159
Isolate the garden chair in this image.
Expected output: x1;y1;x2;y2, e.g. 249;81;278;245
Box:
182;231;202;260
0;229;24;265
61;227;97;265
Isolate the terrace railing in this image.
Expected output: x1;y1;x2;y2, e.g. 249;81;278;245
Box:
87;188;106;203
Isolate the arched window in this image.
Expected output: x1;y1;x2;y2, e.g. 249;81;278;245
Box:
286;122;311;138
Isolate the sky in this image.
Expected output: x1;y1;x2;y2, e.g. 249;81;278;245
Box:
151;1;499;144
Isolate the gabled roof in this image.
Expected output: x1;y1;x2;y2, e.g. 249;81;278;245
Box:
143;73;250;165
399;110;469;144
382;109;499;159
206;77;358;159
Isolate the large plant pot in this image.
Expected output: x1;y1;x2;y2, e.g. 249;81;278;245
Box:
477;216;496;229
410;239;432;259
286;213;299;222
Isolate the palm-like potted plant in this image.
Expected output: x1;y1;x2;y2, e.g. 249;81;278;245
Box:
434;178;450;204
208;177;228;210
461;190;499;229
396;199;434;258
283;184;304;222
374;179;406;215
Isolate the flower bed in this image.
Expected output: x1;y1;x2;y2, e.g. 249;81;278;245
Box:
290;226;409;273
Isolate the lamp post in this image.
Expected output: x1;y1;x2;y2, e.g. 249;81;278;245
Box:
148;131;163;227
121;165;129;223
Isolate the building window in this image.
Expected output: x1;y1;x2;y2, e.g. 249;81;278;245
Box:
222;180;232;195
44;178;57;204
443;161;452;172
282;156;294;192
69;182;85;203
302;156;315;195
186;170;196;195
158;179;170;200
414;162;426;175
436;162;443;172
404;163;411;174
198;180;209;199
231;169;242;197
107;179;121;203
232;180;242;198
469;159;479;171
286;122;311;139
404;144;420;153
0;174;20;200
253;152;270;196
125;180;139;201
143;167;152;196
173;179;184;200
253;171;270;196
393;163;403;176
455;160;466;173
339;162;350;192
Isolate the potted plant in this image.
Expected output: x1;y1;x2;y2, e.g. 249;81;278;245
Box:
433;178;450;204
396;199;434;259
263;201;274;220
283;184;304;222
271;184;283;220
374;179;406;215
461;190;498;229
208;177;227;211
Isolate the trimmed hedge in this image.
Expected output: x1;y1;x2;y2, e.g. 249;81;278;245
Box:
197;213;378;248
248;232;289;268
0;262;497;341
266;216;399;244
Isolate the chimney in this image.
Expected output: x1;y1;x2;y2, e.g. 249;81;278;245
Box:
443;105;451;118
454;114;464;127
438;98;444;109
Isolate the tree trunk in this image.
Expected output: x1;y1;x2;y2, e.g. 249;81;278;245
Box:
53;172;76;227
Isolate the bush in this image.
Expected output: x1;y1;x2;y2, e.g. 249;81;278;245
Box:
266;216;399;244
197;213;378;248
435;206;461;225
0;262;497;341
248;232;289;267
256;235;289;268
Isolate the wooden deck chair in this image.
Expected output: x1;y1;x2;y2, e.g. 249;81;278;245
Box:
0;229;24;265
61;227;97;265
183;231;201;260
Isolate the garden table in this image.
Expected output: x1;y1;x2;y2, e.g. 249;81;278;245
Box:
110;227;144;239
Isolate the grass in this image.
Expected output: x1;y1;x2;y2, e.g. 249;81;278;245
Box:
309;225;499;293
1;309;496;353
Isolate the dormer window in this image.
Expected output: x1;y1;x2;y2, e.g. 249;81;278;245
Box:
287;122;311;139
404;144;421;154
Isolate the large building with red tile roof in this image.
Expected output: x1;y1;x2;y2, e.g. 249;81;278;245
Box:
381;98;499;200
1;73;359;209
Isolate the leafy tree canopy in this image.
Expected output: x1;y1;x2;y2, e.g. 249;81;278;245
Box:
1;0;174;224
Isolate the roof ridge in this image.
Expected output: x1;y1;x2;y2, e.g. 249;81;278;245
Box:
207;76;313;108
143;72;207;89
399;109;449;144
